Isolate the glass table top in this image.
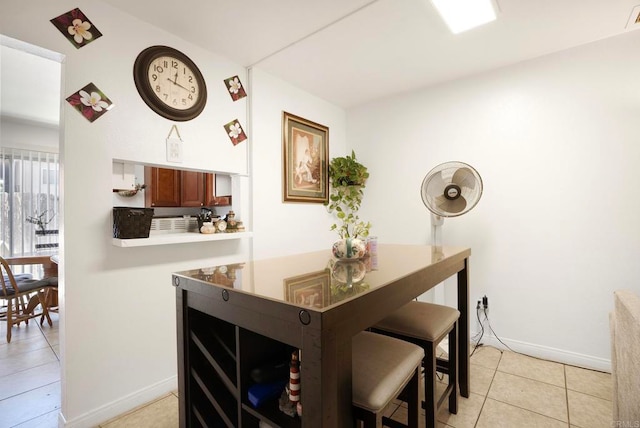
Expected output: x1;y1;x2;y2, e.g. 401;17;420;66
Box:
174;244;469;312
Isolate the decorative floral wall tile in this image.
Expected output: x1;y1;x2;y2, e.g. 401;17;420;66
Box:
224;75;247;101
66;82;113;122
50;8;102;49
224;120;247;145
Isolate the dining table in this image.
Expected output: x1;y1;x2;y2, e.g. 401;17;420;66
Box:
172;243;471;428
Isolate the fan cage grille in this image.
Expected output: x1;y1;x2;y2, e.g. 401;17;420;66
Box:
421;161;483;217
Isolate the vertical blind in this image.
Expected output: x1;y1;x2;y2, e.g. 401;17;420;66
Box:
0;147;59;258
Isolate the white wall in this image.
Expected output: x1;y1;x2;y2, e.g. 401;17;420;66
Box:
348;29;640;371
0;44;61;126
0;1;252;426
0;117;59;152
1;1;348;425
250;68;346;260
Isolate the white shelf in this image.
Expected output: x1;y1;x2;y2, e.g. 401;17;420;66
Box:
112;231;252;247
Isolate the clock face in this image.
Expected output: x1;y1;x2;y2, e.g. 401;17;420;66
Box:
134;46;207;121
147;55;201;111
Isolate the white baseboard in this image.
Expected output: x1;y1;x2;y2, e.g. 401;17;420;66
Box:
60;376;177;428
472;331;612;373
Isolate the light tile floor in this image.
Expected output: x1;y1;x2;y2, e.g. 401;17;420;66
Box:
386;345;613;428
0;312;60;428
1;317;613;428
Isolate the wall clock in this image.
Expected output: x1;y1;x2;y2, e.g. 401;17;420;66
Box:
133;45;207;121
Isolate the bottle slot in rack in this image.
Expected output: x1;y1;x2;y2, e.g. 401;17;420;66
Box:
188;308;237;384
190;374;234;427
190;331;236;392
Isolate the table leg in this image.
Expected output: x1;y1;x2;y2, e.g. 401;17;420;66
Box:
176;288;187;428
457;258;470;398
301;327;353;427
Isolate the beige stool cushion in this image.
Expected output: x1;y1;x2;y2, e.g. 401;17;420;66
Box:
374;301;460;341
352;331;424;413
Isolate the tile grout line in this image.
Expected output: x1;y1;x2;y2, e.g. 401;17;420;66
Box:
1;378;61;402
37;316;60;361
9;408;60;428
0;358;59;380
486;396;570;425
482;359;570;426
564;364;572;427
471;348;504;428
494;366;568;390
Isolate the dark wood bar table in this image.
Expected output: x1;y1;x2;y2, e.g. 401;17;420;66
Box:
173;244;471;428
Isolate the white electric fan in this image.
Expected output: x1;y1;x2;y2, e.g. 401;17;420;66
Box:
420;161;483;248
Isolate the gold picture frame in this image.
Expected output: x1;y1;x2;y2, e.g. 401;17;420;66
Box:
282;112;329;203
283;270;330;309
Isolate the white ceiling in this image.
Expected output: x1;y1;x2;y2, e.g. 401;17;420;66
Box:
102;0;640;108
1;0;639;127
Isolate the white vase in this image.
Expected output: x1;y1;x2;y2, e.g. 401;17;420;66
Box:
330;259;367;285
331;238;366;260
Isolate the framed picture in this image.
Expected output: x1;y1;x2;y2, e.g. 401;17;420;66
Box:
284;270;330;309
282;112;329;203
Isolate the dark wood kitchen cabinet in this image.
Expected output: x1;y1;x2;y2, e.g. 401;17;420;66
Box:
145;167;218;208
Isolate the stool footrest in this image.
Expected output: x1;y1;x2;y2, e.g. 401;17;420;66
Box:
437;383;455;410
435;357;450;374
420;378;457;412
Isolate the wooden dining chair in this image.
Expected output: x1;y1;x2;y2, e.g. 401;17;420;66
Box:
0;256;58;343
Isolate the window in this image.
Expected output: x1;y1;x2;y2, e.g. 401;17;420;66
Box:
0;148;59;257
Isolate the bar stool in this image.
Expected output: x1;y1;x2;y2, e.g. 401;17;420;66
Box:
370;302;460;428
352;331;424;428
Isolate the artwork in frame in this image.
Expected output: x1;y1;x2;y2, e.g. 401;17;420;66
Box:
224;75;247;101
282;112;329;203
224;119;247;145
283;270;330;309
50;8;103;49
65;82;113;122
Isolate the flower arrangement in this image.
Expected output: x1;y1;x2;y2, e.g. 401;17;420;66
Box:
326;150;371;239
26;210;55;233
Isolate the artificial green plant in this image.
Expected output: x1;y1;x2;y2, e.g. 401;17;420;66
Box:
326;150;371;239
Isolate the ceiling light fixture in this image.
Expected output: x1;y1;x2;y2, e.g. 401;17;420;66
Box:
431;0;498;34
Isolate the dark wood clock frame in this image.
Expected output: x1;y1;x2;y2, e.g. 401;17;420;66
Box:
133;45;207;121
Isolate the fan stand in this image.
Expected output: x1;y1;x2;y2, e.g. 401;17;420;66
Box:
430;213;445;305
430;214;449;349
430;213;444;249
423;213;446;305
